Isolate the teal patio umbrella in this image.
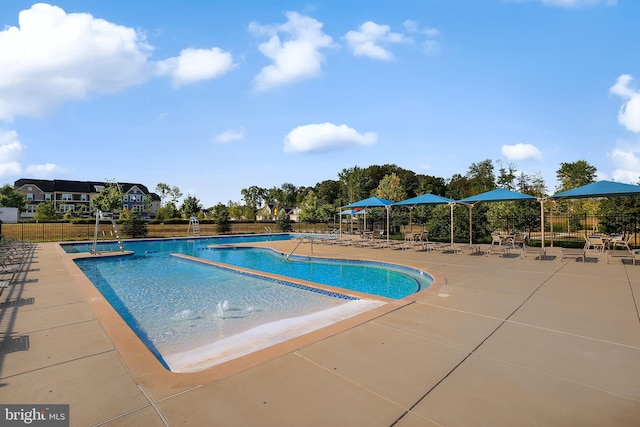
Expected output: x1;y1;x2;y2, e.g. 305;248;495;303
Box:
343;197;394;240
549;180;640;247
551;180;640;199
457;189;538;245
394;194;456;245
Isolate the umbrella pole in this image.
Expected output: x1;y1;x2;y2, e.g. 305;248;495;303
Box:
386;206;390;241
539;198;545;250
550;201;554;247
469;205;473;245
449;202;455;248
409;207;413;236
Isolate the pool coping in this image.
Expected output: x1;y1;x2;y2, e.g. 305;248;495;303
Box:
60;241;446;388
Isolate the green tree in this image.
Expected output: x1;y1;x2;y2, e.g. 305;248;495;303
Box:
416;175;447;197
265;186;285;206
227;201;244;220
317;204;336;225
155;202;178;221
0;184;26;211
213;204;231;234
92;182;123;213
241;186;267;218
339;166;369;203
496;161;517;190
120;212;148;238
555;160;597;232
275;208;292;232
314;180;341;206
180;195;202;218
298;191;319;223
280;182;300;207
155;183;183;206
555;160;597;192
34;201;60;221
209;203;227;221
466;159;496;195
375;173;407;202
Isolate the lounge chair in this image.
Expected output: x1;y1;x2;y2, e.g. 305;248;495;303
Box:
556;246;585;262
606;248;638;265
606;235;637;264
481;242;511;257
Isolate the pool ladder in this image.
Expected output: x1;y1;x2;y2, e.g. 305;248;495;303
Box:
286;235;314;261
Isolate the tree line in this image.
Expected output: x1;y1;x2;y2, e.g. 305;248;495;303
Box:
1;158;638;240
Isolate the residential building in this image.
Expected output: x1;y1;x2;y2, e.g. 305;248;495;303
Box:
256;204;299;222
14;179;160;219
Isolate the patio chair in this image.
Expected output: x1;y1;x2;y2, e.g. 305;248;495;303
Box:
584;235;605;253
490;232;503;246
609;234;632;251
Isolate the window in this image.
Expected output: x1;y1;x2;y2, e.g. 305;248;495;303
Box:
132;205;144;213
44;194;52;201
26;193;34;201
62;194;72;201
122;195;129;202
60;204;75;213
26;204;37;214
81;194;88;201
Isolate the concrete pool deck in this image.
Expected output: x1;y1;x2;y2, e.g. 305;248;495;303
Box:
1;239;640;426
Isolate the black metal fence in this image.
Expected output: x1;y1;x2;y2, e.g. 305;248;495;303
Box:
0;221;339;243
486;213;639;248
2;213;638;248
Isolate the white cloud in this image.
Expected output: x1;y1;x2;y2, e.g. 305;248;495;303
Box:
345;21;410;61
610;74;640;133
215;128;245;143
249;12;333;91
25;163;67;177
423;40;441;54
0;4;234;121
0;129;66;178
501;143;543;161
608;147;640;183
155;47;235;87
402;20;440;55
0;3;152;122
403;20;439;37
0;129;24;176
284;123;376;153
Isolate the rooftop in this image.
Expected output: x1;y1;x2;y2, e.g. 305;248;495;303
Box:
2;239;640;426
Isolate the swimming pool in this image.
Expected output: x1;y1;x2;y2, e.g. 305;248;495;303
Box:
75;253;383;372
69;235;432;372
64;235;431;299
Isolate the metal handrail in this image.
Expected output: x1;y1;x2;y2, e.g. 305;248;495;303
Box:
286;235;314;260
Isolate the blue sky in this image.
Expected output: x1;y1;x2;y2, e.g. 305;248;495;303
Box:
1;0;639;207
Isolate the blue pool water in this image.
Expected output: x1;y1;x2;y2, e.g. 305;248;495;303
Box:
197;247;428;299
69;235;432;371
76;253;374;371
64;235;432;299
